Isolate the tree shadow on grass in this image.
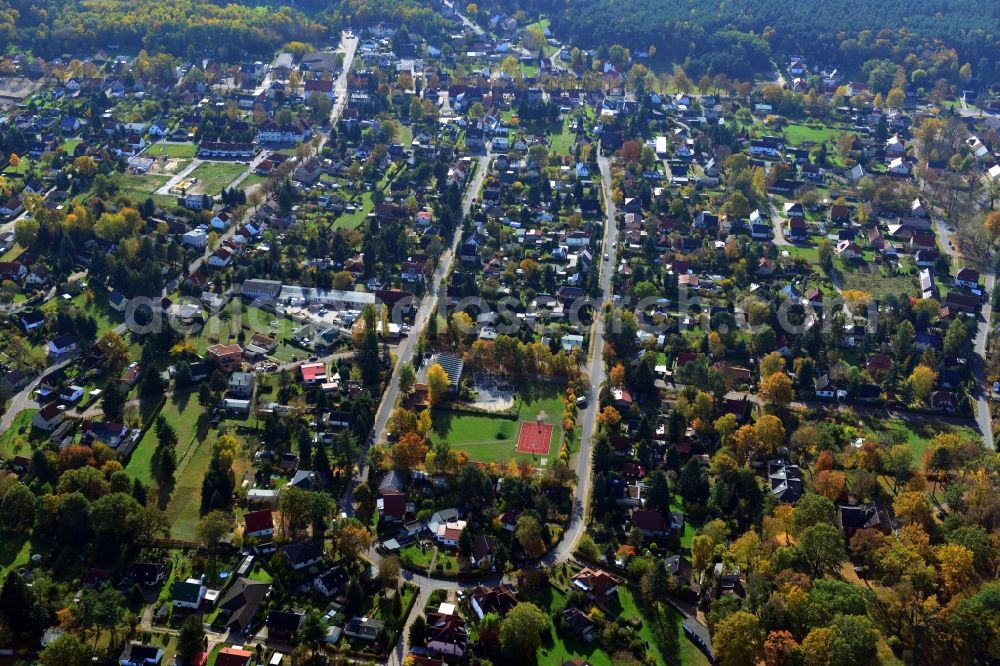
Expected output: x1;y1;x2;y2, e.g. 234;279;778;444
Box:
0;533;28;571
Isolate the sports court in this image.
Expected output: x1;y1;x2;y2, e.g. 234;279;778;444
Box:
516;420;554;456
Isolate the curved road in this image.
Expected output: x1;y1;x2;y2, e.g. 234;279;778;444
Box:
372;151;620;664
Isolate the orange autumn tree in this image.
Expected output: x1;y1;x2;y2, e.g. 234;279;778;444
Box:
813;470;846;501
392;433;429;472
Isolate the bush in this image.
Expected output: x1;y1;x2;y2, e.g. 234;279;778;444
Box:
435;563;444;571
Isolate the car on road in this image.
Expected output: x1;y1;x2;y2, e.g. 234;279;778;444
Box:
603;253;610;260
993;381;1000;394
309;355;318;362
947;226;956;232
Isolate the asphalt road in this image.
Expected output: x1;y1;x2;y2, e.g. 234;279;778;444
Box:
340;150;491;515
546;153;618;562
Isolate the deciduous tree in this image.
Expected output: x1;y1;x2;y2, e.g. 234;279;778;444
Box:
499;602;548;659
426;363;449;405
713;610;764;666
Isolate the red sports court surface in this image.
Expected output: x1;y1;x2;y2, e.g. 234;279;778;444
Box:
515;421;553;455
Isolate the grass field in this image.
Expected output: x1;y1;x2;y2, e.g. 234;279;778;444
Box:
334;191;374;230
399;544;434;569
117;172;170;199
840;270;916;301
549;117;577;156
149;142;197;159
782;122;843;145
126;392;213;537
240;173;270;192
62;138;83;155
189;161;247;195
430;382;565;464
126;392;208;482
0;409;38;458
185;303;302;361
537;584;709;666
869;417;978;464
42;290;123;339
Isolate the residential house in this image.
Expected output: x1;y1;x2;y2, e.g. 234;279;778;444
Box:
314;566;350;598
768;460;803;504
228;371;254;399
378;490;407;523
108;290;129;313
265;610;303;641
216;577;270;633
560;607;596;642
836;503;892;540
282;540;324;570
32;403;65;431
435;520;467;547
47;334;77;358
931;390;958;412
345;617;385;641
2;370;29;393
426;610;469;659
300;362;327;385
206;344;244;372
243;509;274;538
469;535;498;568
632;509;668;537
470;585;518;620
20;310;46;332
955;267;981;290
786;217;808;242
215;648;253;666
119;644;164;666
571;567;619;601
171;578;206;609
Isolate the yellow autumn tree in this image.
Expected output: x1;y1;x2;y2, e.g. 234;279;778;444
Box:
597;405;621;428
907;365;937;404
759;372;794;408
426;363;449;405
731;424;759;466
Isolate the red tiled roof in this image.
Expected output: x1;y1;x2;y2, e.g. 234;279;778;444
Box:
301;362;326;382
633;509;667;533
244;509;273;534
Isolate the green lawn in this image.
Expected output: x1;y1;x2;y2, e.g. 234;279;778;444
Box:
126;393;209;481
0;535;32;577
165;434;214;540
126;392;212;536
334;191;374;230
869;417;978;464
42;290;123;339
782;122;842;145
539;586;613;666
0;409;38;458
189;161;247;195
549;117;577;157
399;544;434;569
240;174;270;192
248;566;273;583
1;242;23;262
116;172;171;199
612;588;709;666
149;142;197;159
62;138;83;155
186;303;302;361
840;270;916;301
537;584;709;666
430;383;565;464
